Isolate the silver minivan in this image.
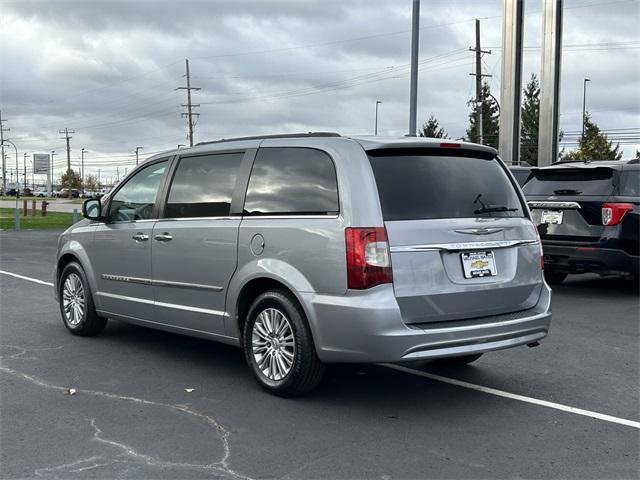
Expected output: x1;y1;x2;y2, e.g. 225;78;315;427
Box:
55;133;552;396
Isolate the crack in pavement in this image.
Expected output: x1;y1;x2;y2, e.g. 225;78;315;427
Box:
1;350;252;480
1;344;67;361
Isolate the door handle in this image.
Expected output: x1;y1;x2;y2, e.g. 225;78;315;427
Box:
154;233;173;242
132;233;149;242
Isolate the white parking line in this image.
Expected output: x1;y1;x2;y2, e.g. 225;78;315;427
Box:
2;269;639;430
0;270;54;287
384;364;640;430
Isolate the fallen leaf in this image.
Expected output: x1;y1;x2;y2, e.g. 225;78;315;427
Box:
66;388;77;396
184;388;195;393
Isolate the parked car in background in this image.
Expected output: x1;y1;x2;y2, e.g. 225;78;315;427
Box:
56;188;80;198
509;165;533;187
523;159;639;284
35;189;50;197
55;134;551;396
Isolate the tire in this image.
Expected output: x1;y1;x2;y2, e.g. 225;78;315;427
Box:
544;269;568;285
243;290;325;397
433;353;483;366
58;262;107;336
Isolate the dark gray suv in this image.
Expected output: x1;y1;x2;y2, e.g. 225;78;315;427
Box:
55;133;552;396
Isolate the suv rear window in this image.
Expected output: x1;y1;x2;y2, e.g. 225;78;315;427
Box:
522;167;615;196
619;170;639;196
368;149;524;221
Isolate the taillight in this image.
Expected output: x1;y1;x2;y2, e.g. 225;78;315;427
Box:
602;203;633;226
345;227;392;289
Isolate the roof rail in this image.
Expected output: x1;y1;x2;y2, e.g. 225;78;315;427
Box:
195;132;341;146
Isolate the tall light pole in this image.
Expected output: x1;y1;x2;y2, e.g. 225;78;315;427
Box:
135;146;143;165
81;148;86;194
50;150;56;192
374;100;382;136
581;78;591;145
1;139;19;208
408;0;420;136
23;152;27;191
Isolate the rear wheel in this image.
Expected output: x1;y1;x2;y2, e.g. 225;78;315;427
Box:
544;269;568;285
243;290;324;397
433;353;483;366
59;262;107;336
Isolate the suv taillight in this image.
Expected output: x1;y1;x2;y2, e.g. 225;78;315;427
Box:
602;203;633;226
345;227;392;289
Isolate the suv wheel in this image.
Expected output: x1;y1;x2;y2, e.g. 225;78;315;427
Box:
544;269;568;285
59;262;107;336
243;290;324;397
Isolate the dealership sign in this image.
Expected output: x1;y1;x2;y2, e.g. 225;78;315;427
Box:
33;153;50;174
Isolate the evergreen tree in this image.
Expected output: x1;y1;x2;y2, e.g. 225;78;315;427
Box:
466;82;500;149
60;169;81;190
564;114;622;161
419;114;448;138
520;74;540;166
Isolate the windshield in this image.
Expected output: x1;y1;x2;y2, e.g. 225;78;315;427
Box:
368;150;524;221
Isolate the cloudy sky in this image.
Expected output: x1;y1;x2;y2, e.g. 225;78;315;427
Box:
1;0;639;184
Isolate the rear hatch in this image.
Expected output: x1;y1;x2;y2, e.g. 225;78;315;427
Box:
522;166;617;243
368;147;542;326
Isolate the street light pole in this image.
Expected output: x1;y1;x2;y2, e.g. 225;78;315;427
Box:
374;100;382;136
408;0;420;136
81;148;86;194
23;152;27;192
581;78;591;145
135;146;143;165
50;150;56;193
1;139;19;209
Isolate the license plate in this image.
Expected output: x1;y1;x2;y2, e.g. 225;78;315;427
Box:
461;251;497;279
541;210;563;224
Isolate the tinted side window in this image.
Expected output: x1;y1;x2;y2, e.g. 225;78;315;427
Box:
108;160;168;223
243;147;339;215
165;153;244;218
620;170;639;196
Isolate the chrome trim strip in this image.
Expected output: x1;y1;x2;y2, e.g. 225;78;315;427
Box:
102;274;223;292
96;292;228;317
153;279;223;292
101;274;152;285
157;216;238;222
390;239;539;253
527;201;581;209
241;215;340;220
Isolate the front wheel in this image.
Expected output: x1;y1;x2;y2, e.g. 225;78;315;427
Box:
243;290;324;397
58;262;107;336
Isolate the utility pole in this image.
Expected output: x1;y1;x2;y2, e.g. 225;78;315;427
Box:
58;128;75;173
375;100;382;136
81;148;86;194
1;110;9;194
135;146;143;165
177;59;200;147
98;168;101;189
23;152;27;191
50;150;56;192
408;0;420;136
469;19;492;145
581;78;591;144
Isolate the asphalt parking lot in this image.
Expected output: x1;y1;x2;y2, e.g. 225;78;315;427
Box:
1;230;638;479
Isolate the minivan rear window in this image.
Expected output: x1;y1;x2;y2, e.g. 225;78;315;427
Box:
522;167;615;196
368;150;524;221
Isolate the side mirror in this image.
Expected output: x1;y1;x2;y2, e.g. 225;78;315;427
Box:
82;198;102;221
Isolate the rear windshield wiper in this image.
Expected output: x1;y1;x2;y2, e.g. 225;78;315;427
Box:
473;193;518;214
553;189;582;195
474;205;519;214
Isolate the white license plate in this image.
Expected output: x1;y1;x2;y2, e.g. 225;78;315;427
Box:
461;251;497;279
541;210;564;224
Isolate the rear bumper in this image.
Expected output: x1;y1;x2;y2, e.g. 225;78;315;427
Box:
542;244;639;275
301;283;551;363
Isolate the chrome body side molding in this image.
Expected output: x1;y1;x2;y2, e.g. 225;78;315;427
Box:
527;201;581;209
101;274;223;292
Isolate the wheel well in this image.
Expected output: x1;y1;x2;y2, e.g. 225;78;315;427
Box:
236;278;297;339
57;253;79;280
